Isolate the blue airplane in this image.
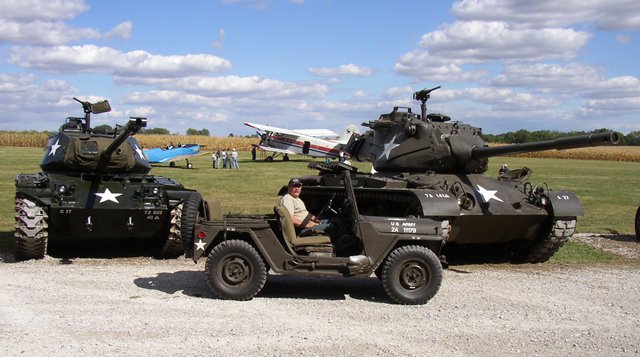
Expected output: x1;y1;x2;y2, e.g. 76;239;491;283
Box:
143;144;205;169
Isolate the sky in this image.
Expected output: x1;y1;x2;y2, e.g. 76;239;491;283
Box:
1;0;639;136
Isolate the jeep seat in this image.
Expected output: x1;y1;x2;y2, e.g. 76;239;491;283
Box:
274;206;333;254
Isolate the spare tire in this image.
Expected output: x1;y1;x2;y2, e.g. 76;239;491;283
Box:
180;191;203;254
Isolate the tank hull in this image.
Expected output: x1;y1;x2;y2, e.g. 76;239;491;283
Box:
295;169;581;262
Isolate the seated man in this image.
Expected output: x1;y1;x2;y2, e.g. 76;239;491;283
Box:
280;178;336;238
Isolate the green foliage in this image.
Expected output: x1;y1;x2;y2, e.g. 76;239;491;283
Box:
141;127;170;135
186;128;210;136
482;128;640;145
92;124;113;134
549;241;628;264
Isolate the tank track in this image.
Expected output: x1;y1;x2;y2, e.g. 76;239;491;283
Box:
14;198;49;261
158;203;184;258
525;218;575;263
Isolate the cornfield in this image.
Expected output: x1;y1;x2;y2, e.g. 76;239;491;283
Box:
0;132;259;152
1;131;639;162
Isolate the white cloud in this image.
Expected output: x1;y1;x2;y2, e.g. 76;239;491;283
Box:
212;29;225;50
115;75;328;99
616;34;631;44
452;0;640;30
420;21;590;62
309;63;373;77
0;0;88;22
491;63;602;90
9;45;232;77
105;21;132;41
0;20;101;46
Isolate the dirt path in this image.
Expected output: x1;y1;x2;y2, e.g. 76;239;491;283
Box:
1;253;639;356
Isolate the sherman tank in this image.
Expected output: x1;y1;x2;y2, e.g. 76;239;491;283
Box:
14;97;204;261
297;86;619;263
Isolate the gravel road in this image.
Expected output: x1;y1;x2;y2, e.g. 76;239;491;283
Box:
1;236;639;356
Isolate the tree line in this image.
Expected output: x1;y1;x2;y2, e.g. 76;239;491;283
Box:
481;128;640;146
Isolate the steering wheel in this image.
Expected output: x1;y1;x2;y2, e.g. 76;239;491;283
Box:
316;193;337;219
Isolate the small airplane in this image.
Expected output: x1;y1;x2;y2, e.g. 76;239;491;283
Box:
143;144;205;169
245;122;358;161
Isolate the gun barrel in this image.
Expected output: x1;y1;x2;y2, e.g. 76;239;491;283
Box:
100;118;147;162
472;131;620;160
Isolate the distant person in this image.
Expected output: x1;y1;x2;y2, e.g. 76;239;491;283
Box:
215;148;221;168
231;148;239;170
221;149;228;169
211;151;217;169
251;146;257;161
339;151;345;163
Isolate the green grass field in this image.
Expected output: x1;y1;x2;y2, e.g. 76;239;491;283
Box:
1;146;638;263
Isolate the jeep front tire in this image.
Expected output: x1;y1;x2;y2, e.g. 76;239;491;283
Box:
381;245;442;305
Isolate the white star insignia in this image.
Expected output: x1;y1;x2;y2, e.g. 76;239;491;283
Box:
134;144;146;161
476;185;503;203
195;239;207;251
49;139;61;156
378;135;400;160
94;188;122;203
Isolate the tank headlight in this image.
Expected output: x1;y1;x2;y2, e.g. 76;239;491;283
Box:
540;197;548;206
152;187;159;195
58;185;66;194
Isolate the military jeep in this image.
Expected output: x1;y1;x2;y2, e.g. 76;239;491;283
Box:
186;163;454;305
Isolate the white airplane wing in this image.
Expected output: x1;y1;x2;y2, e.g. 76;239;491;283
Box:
254;144;297;155
245;122;337;138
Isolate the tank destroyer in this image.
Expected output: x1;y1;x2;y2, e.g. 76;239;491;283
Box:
297;87;619;263
14;97;204;260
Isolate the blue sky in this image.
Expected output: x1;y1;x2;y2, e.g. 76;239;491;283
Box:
1;0;639;136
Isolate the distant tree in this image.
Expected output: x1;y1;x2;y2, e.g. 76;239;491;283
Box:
186;128;210;136
141;127;170;135
228;133;235;137
625;131;640;145
92;124;113;134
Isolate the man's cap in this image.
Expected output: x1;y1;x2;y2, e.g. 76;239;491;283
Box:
288;178;303;187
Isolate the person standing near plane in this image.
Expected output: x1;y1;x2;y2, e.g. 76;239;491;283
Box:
215;148;221;168
231;148;239;170
211;151;217;168
221;149;227;169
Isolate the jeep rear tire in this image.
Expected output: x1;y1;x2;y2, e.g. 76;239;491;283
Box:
205;240;267;301
381;245;442;305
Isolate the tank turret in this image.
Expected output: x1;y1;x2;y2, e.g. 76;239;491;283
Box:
40;98;152;174
345;86;619;173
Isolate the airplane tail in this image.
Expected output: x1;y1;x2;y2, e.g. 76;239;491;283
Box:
337;124;358;144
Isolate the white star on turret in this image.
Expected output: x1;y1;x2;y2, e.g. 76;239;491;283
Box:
134;144;146;161
476;184;503;203
94;188;122;203
195;239;207;251
378;135;400;160
49;139;61;156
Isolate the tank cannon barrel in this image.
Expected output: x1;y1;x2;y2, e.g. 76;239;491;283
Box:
98;117;147;169
471;131;620;160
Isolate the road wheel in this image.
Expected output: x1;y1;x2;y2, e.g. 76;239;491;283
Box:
635;206;639;241
524;218;575;263
14;198;48;261
205;240;267;301
381;245;442;305
158;203;185;259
